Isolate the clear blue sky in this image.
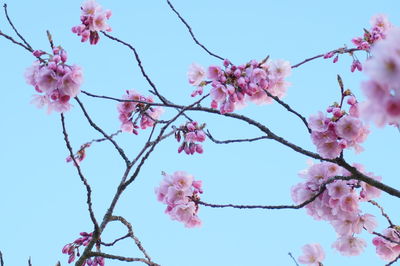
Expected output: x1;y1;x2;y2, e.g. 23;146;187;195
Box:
1;0;399;265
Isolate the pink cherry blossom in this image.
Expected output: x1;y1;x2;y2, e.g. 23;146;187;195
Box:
372;228;400;261
72;0;112;45
25;47;83;113
332;236;366;256
155;171;202;228
298;243;325;266
188;63;206;86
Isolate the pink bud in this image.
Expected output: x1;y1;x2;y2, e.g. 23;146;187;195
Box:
105;9;112;19
61;50;68;62
33;50;45;57
223;59;230;67
178;144;184;153
323;52;334;59
195;144;203;154
62;244;71;254
211;100;218;109
52;47;60;55
68;253;76;263
333;55;339;63
347;96;356;105
186;122;195;131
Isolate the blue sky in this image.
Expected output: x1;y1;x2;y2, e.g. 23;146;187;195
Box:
1;0;400;265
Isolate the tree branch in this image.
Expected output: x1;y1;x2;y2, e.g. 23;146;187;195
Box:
60;113;99;232
75;97;130;166
165;0;224;61
109;216;153;262
369;200;394;227
291;47;361;69
2;4;33;50
88;252;158;266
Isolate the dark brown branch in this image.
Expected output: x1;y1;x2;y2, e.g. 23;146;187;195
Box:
88;252;157;266
0;251;4;266
166;0;224;61
369;200;394;227
80;90;400;198
60;114;99;232
206;130;270;144
263;90;311;133
291;47;361;69
110;216;152;262
196;176;354;210
28;257;32;266
3;4;33;50
100;233;130;247
75;97;130;166
0;30;32;52
101;32;168;105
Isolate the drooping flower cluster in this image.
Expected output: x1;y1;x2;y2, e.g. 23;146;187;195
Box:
187;58;291;114
352;14;391;51
309;94;369;159
62;232;105;265
372;228;400;261
175;121;206;155
360;27;400;127
117;90;164;134
298;243;325;266
291;162;380;256
155;171;203;228
25;47;83;113
72;0;112;45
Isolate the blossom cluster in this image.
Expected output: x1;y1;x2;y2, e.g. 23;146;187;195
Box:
25;47;83;113
360;27;400;127
175;121;206;155
155;171;203;228
352;14;391;51
298;243;325;266
187;58;291;114
72;0;112;45
372;228;400;261
62;232;105;265
117;90;164;134
291;162;381;256
308;94;369;159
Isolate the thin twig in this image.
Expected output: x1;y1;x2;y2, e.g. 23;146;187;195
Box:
100;233;130;247
369;200;394;227
28;257;32;266
110;216;153;262
0;30;32;52
195;176;368;210
75;97;130;166
88;252;157;266
263;90;311;133
60;113;99;232
166;0;224;61
291;47;361;69
206;130;270;144
3;4;32;50
101;32;168;105
288;252;299;266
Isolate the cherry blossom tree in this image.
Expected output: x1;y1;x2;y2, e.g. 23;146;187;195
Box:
1;1;399;265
